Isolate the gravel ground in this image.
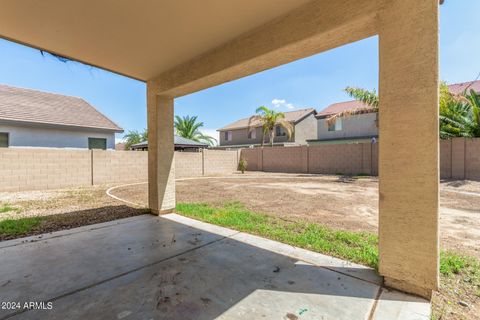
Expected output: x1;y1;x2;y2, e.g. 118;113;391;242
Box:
0;185;148;240
111;173;480;259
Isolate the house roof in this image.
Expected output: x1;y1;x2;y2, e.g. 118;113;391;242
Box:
0;84;123;132
317;100;371;117
218;108;316;131
130;135;208;149
448;80;480;95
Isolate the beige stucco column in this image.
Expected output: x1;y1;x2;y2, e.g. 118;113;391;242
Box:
147;83;175;214
378;0;439;298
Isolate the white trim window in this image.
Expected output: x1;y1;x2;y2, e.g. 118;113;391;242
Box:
248;129;256;140
328;118;343;131
224;131;233;141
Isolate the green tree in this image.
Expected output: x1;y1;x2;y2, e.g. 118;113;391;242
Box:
174;115;216;146
123;129;147;150
248;106;293;147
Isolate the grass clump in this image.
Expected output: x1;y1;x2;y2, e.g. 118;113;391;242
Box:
176;202;379;268
0;217;42;237
0;203;20;214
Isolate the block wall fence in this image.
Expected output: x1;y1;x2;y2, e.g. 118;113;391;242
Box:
1;138;478;192
0;149;239;192
240;137;480;180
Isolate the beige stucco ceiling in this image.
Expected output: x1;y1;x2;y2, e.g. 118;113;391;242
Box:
0;0;312;81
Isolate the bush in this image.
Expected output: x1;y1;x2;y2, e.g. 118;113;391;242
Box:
238;157;247;173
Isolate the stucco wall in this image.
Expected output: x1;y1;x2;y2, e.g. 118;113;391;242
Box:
0;124;116;149
292;113;318;144
219;114;316;146
316;113;378;141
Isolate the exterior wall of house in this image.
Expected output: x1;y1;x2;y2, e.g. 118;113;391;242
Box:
219;114;317;146
0;124;116;149
293;113;318;144
316;113;378;141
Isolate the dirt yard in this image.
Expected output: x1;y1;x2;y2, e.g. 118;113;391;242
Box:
110;173;480;259
0;185;147;240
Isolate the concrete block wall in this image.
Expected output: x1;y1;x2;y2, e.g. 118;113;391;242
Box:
203;150;239;175
93;150;148;185
0;148;91;191
175;152;203;178
308;144;364;175
0;149;239;191
240;138;480;180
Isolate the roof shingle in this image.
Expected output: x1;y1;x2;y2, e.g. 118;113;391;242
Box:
0;84;123;132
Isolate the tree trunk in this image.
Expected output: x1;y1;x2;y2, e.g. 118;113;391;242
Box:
269;130;274;147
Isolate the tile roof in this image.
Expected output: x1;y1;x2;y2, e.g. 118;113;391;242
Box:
448;80;480;95
0;84;123;132
317;100;371;117
218;108;316;131
130;135;208;148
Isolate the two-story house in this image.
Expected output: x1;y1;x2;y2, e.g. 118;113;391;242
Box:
218;108;317;147
308;100;378;145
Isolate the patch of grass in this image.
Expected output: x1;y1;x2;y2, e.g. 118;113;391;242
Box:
0;203;20;214
0;217;42;237
176;202;379;268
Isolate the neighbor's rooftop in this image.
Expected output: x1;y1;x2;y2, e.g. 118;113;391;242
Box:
0;84;123;132
218;108;316;131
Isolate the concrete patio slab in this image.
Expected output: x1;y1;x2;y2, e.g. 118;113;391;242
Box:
0;214;430;320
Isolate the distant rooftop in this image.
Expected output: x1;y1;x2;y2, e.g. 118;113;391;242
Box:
448;80;480;95
318;80;480;117
0;84;123;132
130;135;208;149
218;108;316;131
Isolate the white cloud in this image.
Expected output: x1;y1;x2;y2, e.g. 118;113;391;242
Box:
271;98;296;110
272;99;286;108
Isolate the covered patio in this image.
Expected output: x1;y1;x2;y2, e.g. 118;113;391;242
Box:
0;214;429;319
0;0;440;316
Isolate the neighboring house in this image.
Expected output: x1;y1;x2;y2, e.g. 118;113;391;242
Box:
217;108;317;147
0;84;123;149
130;135;208;152
115;142;126;151
309;100;377;145
448;80;480;95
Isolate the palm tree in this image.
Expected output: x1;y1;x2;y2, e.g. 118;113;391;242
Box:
174;115;216;146
326;87;378;126
247;106;293;147
123;129;147;150
440;83;480;138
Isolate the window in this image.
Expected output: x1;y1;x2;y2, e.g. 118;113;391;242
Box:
328;118;343;131
224;131;232;141
275;126;286;136
88;138;107;150
0;132;8;148
248;129;256;139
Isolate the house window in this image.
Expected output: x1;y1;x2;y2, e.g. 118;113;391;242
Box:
248;129;256;139
224;131;232;141
328;118;343;131
0;132;9;148
275;126;286;136
88;137;107;150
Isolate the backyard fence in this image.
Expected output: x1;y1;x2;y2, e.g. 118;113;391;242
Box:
1;137;479;192
0;149;239;192
240;137;480;181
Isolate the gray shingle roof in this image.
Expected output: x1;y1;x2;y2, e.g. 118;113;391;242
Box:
0;84;123;132
130;135;208;148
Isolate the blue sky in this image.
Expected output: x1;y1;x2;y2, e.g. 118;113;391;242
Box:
0;0;478;143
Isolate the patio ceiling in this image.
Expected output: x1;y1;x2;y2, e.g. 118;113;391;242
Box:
0;0;311;81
